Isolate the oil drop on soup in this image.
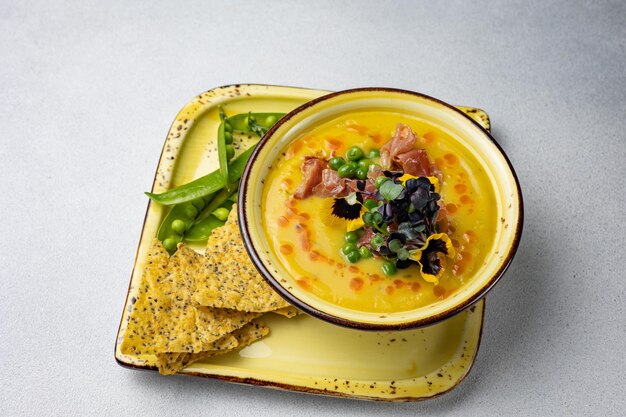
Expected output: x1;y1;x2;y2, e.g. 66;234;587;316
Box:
261;111;496;313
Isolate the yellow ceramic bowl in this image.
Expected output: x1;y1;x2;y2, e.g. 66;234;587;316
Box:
239;88;523;330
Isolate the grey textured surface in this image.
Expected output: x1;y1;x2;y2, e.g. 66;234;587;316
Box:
1;0;625;416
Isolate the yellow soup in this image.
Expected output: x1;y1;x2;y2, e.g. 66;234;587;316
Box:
261;111;497;313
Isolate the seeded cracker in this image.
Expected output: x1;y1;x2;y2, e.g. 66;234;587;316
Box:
271;306;301;318
121;241;260;355
193;208;290;312
120;240;169;355
155;321;270;375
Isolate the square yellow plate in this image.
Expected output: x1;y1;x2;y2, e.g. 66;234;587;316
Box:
115;84;491;401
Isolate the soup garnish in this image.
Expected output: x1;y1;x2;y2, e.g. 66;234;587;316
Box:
291;123;455;283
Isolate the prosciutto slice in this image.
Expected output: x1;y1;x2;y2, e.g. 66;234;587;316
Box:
380;124;418;169
396;148;431;177
293;157;327;199
311;169;349;197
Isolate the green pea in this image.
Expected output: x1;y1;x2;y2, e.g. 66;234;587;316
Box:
265;115;277;125
371;212;383;224
346;146;364;161
329;157;346;170
171;219;186;234
370;234;384;249
362;212;373;226
357;159;371;170
228;192;239;202
226;144;235;160
224;131;233;144
338;162;357;178
363;199;378;211
224;121;233;133
367;149;380;158
184;204;198;218
212;207;230;222
375;176;390;188
341;242;358;255
345;250;361;263
163;237;177;252
191;197;205;210
382;261;397;276
355;168;368;180
358;246;372;259
388;239;403;253
345;231;359;243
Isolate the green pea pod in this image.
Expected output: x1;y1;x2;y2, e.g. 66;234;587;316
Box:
185;200;235;242
157;193;215;252
218;105;227;121
217;120;229;185
224;112;285;133
145;144;256;205
195;181;239;223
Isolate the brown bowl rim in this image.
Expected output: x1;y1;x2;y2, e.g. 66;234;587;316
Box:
238;87;523;331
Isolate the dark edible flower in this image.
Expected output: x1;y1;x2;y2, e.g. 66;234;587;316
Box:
409;233;456;284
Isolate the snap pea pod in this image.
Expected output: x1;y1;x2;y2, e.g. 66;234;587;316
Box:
185;200;235;242
224;112;284;133
145;144;256;205
195;181;240;223
217;120;229;188
157;194;215;253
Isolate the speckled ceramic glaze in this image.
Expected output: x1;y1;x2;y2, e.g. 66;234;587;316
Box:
116;84;497;401
240;88;523;330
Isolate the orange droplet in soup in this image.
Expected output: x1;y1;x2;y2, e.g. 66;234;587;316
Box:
463;230;477;243
281;178;293;189
300;235;311;251
309;250;321;261
288;140;303;155
452;260;468;276
454;184;467;194
460;195;474;205
277;216;289;227
445;203;458;214
460;251;472;261
346;124;368;135
385;285;395;295
433;285;446;298
421;132;436;144
410;282;421;292
435;158;445;170
285;198;298;209
324;137;343;150
370;133;382;143
348;266;359;273
393;279;405;288
350;278;364;291
444;153;457;165
300;212;311;220
279;244;293;255
370;274;382;282
296;277;311;290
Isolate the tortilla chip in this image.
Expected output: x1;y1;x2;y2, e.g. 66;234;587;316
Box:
155;320;270;375
271;306;301;318
193;208;290;312
121;241;261;355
